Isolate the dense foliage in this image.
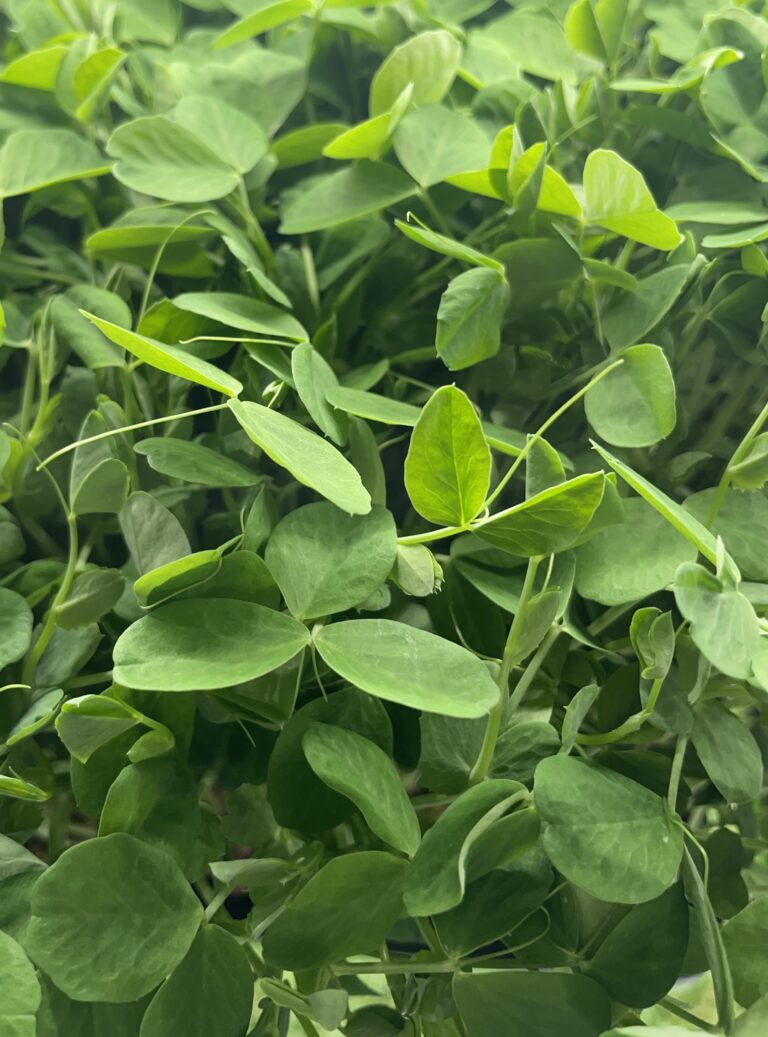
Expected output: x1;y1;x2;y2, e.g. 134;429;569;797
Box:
2;0;768;1034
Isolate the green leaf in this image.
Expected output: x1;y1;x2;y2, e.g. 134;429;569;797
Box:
0;588;33;670
314;619;499;717
436;267;510;370
674;562;761;679
265;502;397;620
525;436;565;498
173;291;307;343
602;264;690;351
323;85;412;161
565;0;628;65
134;438;260;488
404;385;491;526
585;345;677;447
684;489;768;580
139;925;253;1037
730;433;768;489
71;457;129;516
113;599;310;691
393;105;490;187
691;701;763;802
291;342;348;444
404;780;526;916
50;287;127;369
280;161;416;234
303;723;420;855
215;0;313;48
262;852;407;969
475;474;605;556
584;884;689;1006
722;897;768;1008
534;755;683;903
107;116;240;202
80;313;242;397
25;833;202;1002
132;549;223;608
169;95;267;175
0;129;110;198
227;398;371;514
325;386;422;427
575;497;697;605
395;219;504;271
591;443;718;564
454;971;611;1037
630;607;676;679
119;491;190;577
369;31;461;116
583;149;683;250
0;929;41;1037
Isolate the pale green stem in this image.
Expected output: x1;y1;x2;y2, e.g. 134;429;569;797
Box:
507;625;560;714
577;675;664;746
659;997;719;1034
668;735;689;810
22;512;78;686
484;359;624;509
470;556;541;784
397;524;467;546
707;397;768;526
37;403;228;471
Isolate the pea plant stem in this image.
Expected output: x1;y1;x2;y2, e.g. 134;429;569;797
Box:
22;512;78;686
471;555;541;784
667;735;689;810
37;402;228;471
484;358;624;510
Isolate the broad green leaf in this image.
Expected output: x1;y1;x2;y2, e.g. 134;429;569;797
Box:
169;95;267;175
723;897;768;1007
98;758;204;878
134;438;260;488
107;117;240;202
370;31;461;116
735;995;768;1037
494;238;583;315
0;929;41;1037
262;852;407;969
71;457;129;516
25;834;202;1002
174;551;278;608
394;543;441;597
475;474;605;556
274;122;349;167
173;291;307;342
314;619;499;717
404;780;526;916
113;599;310;691
674;562;761;679
291;342;347;444
525;437;565;498
454;972;611;1037
585;345;676;447
584;884;688;1006
6;689;64;748
55;695;142;764
280;161;416;234
603;264;690;351
215;0;313;48
227;398;371;514
0;44;67;90
80;313;242;397
119;492;190;577
436;267;510;370
592;443;718;564
133;549;223;608
583;149;683;250
404;385;491;526
323;84;412;160
692;701;763;803
395;219;504;271
534;755;683;903
0;588;33;670
265;502;397;620
393;105;490;187
566;0;628;65
575;497;696;605
0;129;110;198
53;568;123;629
50;287;127;369
303;723;420;855
684;489;768;581
730;433;768;489
268;687;392;833
326;386;422;427
139;925;253;1037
